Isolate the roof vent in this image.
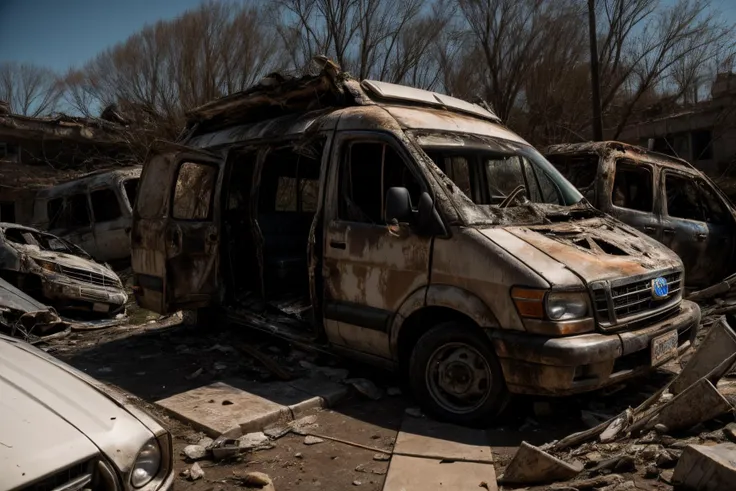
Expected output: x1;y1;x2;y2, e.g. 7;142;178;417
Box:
361;80;500;123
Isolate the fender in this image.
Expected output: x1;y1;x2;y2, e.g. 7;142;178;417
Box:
389;284;501;358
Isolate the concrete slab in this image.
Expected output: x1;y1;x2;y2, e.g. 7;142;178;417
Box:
156;377;349;437
382;455;497;491
393;416;493;463
672;443;736;491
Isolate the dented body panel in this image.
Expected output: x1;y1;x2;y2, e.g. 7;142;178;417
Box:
545;141;736;288
132;73;701;399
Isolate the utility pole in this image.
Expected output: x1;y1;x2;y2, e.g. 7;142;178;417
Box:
588;0;603;141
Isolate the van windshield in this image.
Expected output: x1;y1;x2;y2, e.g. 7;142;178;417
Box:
415;132;583;210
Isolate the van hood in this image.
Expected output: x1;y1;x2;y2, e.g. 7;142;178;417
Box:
0;336;153;488
21;246;120;282
496;217;682;284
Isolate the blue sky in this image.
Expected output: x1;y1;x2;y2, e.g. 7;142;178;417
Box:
0;0;206;72
0;0;735;74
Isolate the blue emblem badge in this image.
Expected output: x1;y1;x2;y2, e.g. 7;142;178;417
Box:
651;277;669;299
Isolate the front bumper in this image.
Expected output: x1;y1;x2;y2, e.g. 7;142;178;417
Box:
489;300;700;396
42;277;128;311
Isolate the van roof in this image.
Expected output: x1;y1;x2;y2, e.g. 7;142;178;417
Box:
544;141;697;173
35;167;141;199
184;61;500;137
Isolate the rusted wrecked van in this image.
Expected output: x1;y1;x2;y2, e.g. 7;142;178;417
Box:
32;168;141;262
131;68;700;424
544;142;736;289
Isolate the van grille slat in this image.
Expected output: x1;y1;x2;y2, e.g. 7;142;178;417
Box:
592;272;683;330
58;265;121;288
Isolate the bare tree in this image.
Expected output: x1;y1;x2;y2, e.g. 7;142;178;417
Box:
0;62;63;116
596;0;735;138
275;0;448;87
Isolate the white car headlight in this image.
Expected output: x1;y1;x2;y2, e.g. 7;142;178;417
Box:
131;438;161;488
546;291;589;321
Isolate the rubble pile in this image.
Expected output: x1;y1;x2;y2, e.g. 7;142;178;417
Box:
500;315;736;490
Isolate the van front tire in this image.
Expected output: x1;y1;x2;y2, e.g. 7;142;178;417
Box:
408;322;509;426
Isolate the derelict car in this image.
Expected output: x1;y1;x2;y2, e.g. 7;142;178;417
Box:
0;222;127;316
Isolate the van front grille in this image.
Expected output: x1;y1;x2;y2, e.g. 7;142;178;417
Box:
59;265;121;288
23;460;91;491
592;271;682;330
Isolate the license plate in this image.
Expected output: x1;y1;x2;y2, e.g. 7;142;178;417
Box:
92;302;110;313
651;331;678;366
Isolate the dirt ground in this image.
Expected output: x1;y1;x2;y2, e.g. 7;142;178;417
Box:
35;310;733;491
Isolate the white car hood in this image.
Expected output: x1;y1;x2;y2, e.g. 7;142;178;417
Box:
0;337;153;489
25;248;119;280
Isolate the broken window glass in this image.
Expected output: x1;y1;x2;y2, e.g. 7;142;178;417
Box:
90;188;122;222
546;154;598;202
47;198;64;229
612;162;653;212
338;141;422;224
275;177;298;212
68;194;91;227
124;178;139;208
665;174;728;224
172;162;217;220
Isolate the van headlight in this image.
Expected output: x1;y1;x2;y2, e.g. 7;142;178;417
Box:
546;292;589;320
511;287;593;335
131;438;161;488
34;259;59;273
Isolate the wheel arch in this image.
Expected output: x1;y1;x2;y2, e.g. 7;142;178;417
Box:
390;284;501;367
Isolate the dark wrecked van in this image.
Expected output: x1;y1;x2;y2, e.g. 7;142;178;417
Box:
545;141;736;289
131;66;699;424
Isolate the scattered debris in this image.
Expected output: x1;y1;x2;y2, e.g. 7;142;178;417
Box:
188;462;204;481
386;387;402;397
238;432;269;450
238;343;294;381
236;471;275;490
288;415;318;435
182;444;207;461
551;474;624;490
304;435;324;445
186;367;204;380
264;425;291;439
345;378;383;400
373;453;391;461
405;407;423;418
295;452;303;459
213;362;227;371
672;443;736;490
500;442;583;485
212;438;240;460
352;480;362;486
198;436;214;449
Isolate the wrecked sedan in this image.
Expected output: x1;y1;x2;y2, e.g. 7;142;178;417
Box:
0;275;67;339
131;68;700;425
0;223;127;316
0;333;174;491
545;141;736;289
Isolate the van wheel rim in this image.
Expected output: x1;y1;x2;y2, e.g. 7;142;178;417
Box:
425;342;492;414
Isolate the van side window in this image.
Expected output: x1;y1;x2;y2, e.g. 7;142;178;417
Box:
665;174;728;224
259;147;321;213
612;162;653;212
173;162;217;220
90;188;122;222
68;194;91;227
338;142;421;224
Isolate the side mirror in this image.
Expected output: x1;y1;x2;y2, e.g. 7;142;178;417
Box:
385;187;414;223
